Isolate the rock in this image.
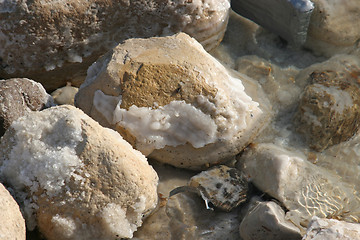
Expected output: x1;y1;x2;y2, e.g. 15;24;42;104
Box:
305;0;360;56
0;78;54;137
295;56;360;151
239;200;302;240
0;0;230;91
0;183;26;240
238;143;360;230
51;83;79;105
303;217;360;240
75;33;271;169
0;105;158;240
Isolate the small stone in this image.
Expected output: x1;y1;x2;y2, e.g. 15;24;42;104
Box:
239;200;302;240
0;105;158;240
303;216;360;240
75;33;270;169
0;78;54;137
51;83;79;105
0;183;26;240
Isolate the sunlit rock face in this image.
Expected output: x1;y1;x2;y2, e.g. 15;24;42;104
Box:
0;105;158;240
0;0;230;90
75;33;271;169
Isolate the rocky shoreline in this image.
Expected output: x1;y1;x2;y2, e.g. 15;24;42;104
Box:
1;0;360;239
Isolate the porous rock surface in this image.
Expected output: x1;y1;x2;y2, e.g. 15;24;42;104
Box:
75;32;270;169
303;217;360;240
0;0;230;90
239;143;360;230
0;183;26;240
0;105;158;240
0;78;53;137
295;55;360;151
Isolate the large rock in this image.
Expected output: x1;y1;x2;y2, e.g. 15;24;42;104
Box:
0;105;158;240
239;143;360;230
75;33;271;169
0;78;54;137
0;0;230;90
0;183;26;240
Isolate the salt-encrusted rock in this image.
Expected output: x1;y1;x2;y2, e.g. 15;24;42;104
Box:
295;56;360;151
0;0;230;90
0;105;158;240
0;78;53;137
0;183;26;240
239;200;302;240
303;217;360;240
75;33;270;169
239;143;360;230
306;0;360;56
51;83;79;105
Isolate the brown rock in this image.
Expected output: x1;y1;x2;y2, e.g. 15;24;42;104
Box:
0;78;53;137
0;183;26;240
0;0;230;91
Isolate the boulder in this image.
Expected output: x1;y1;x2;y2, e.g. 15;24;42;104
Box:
303;217;360;240
0;78;53;137
75;33;271;169
0;183;26;240
0;0;230;91
51;83;79;105
0;105;158;240
239;200;302;240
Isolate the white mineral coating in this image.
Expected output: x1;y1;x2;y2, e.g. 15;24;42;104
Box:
303;216;360;240
239;200;302;240
239;143;360;230
305;0;360;56
231;0;314;46
0;0;230;90
75;33;271;169
51;83;79;105
0;183;26;240
0;105;158;240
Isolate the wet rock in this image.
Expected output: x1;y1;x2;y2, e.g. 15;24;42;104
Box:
51;83;79;105
0;0;230;91
0;183;26;240
0;105;158;240
303;216;360;240
0;78;54;137
75;33;271;170
239;143;360;230
295;57;360;151
239;200;302;240
306;0;360;56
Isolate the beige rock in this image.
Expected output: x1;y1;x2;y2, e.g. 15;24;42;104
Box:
51;83;79;105
306;0;360;56
0;105;158;240
0;0;230;91
0;183;26;240
75;33;271;169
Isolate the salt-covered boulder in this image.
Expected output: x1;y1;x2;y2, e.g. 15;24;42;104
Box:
303;217;360;240
0;78;53;137
295;55;360;151
0;0;230;90
51;83;79;105
75;33;270;169
239;200;302;240
306;0;360;56
239;143;360;230
0;183;26;240
0;105;158;240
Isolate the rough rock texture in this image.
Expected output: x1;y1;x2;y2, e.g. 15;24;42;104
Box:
303;217;360;240
239;201;302;240
0;105;158;240
0;183;26;240
306;0;360;56
0;0;230;91
295;56;360;151
75;33;270;169
0;78;53;137
239;143;360;230
51;83;79;105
